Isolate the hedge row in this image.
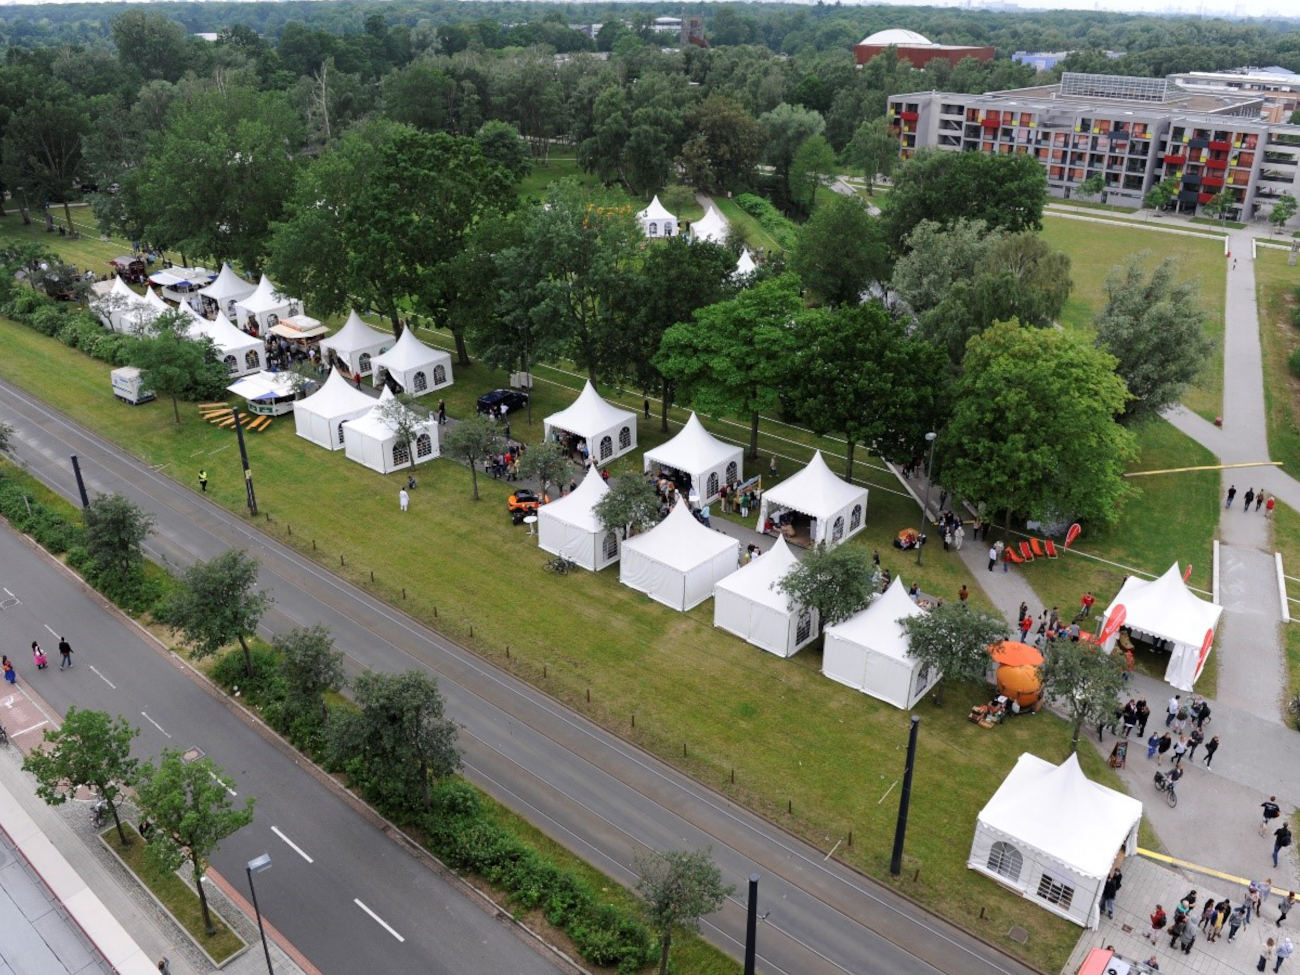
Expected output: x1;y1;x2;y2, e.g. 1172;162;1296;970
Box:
734;193;798;251
3;288;140;367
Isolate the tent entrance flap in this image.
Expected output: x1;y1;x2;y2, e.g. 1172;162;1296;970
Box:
761;506;815;548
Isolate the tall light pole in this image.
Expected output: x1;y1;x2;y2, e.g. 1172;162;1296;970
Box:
246;853;273;974
915;432;937;567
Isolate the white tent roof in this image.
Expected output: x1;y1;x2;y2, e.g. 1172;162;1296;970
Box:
296;367;376;415
636;195;676;223
370;326;447;373
692;205;728;244
714;535;799;611
142;287;169;313
824;577;923;662
735;249;756;278
976;752;1142;881
644;413;740;478
108;275;139;303
342;389;400;439
199;263;256;303
545;381;635;439
763;451;866;519
321;311;391;356
236;275;294;315
1103;564;1222;648
622;499;735;571
149;266;213;289
188;312;258;351
540;466;608;534
227;372;304;401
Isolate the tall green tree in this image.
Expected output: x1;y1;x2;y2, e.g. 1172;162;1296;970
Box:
1039;640;1127;752
1143;175;1179;213
82;492;153;582
656;275;801;459
135;750;255;936
274;625;346;729
441;413;504;501
0;83;89;232
679;95;762;194
110;10;194;83
777;543;876;629
516;440;571;500
594;475;661;539
1269;194;1298;233
374;396;427;471
789;134;836;213
759;103;825;206
22;708;141;847
791;195;890;307
845;117;898;193
635;849;733;975
898;604;1008;706
133;313;230;424
164;549;273;677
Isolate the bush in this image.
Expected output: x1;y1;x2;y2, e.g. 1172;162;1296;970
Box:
1291;304;1300;329
735;193;798;250
569;903;654;972
1288;346;1300;378
210;645;287;708
29;303;66;337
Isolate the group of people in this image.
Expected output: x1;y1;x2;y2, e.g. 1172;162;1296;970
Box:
718;482;758;518
2;638;74;684
1140;693;1221;769
266;335;319;373
1226;484;1277;516
487;441;528;480
1145;883;1296;969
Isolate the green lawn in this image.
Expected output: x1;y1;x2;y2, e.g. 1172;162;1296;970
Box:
1256;247;1300;475
0;209;153;275
1041;215;1228;421
710;196;784;255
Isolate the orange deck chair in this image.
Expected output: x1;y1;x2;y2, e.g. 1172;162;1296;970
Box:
1031;538;1047;559
1018;541;1035;561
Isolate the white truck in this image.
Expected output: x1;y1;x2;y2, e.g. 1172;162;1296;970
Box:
110;366;155;405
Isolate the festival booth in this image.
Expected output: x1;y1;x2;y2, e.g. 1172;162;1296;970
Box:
544;381;637;467
94;276;153;333
199;263;256;319
619;500;739;611
227;372;311;417
635;195;677;238
822;577;932;708
369;327;452;397
1098;564;1222;691
186;311;263;376
537;467;619;573
320;311;393;377
755;451;867;548
968;752;1141;929
234;275;300;333
293;368;378;450
691;205;728;244
734;248;757;280
712;536;815;657
148;266;214;305
643;413;742;505
342;388;439;474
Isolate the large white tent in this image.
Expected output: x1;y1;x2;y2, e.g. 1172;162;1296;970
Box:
537;467;619;572
93;276;153;333
643;413;742;504
186;311;263;376
620;500;739;611
227;371;309;416
199;263;255;318
544;381;637;467
1098;563;1222;691
342;388;439;474
691;205;729;244
734;248;757;280
369;327;452;397
713;536;815;657
756;451;868;547
233;275;300;332
968;753;1141;929
293;368;378;450
822;577;933;709
635;195;677;238
320;311;393;377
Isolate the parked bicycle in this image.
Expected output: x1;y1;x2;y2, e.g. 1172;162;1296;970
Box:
1153;769;1180;807
543;555;577;575
91;798;109;829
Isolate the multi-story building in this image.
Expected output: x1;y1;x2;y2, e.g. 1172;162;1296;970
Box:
1168;67;1300;124
888;73;1300;221
855;28;994;69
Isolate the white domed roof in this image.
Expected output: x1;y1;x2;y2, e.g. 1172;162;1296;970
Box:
861;28;934;46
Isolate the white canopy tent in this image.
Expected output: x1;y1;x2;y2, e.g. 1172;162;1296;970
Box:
320;311;393;377
293;368;379;450
369;327;452;397
643;413;742;504
968;753;1141;929
233;275;300;331
94;276;153;333
734;248;757;280
342;388;439;474
544;381;637;467
227;371;310;416
635;195;677;238
756;451;868;547
620;500;739;611
713;536;815;657
691;205;729;244
537;467;619;572
186;311;263;376
1098;564;1223;691
199;263;255;319
822;577;933;709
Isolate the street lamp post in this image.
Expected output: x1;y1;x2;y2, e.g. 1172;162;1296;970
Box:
915;432;937;567
246;853;273;975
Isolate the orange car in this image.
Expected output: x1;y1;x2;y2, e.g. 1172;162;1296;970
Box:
507;489;549;514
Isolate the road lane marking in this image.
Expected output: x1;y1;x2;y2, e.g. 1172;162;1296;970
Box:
141;712;172;738
207;770;236;797
354;899;405;942
89;666;116;689
15;720;48;736
43;624;58;637
271;826;313;863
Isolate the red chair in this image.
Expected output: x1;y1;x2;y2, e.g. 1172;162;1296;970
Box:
1006;546;1025;564
1031;538;1047;559
1019;541;1035;561
1044;539;1059;559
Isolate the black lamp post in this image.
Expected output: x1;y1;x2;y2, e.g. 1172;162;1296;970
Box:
246;853;273;974
915;432;937;566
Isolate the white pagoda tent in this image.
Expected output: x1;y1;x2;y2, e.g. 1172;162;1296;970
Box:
643;413;742;505
199;263;256;318
320;311;393;378
968;753;1141;929
822;577;932;709
756;451;867;547
620;500;739;611
635;195;677;238
342;388;439;474
734;248;757;280
186;311;263;376
233;275;299;331
94;276;153;333
544;381;637;467
537;467;619;572
1098;563;1223;691
369;326;452;397
293;368;378;450
713;536;814;657
691;205;728;244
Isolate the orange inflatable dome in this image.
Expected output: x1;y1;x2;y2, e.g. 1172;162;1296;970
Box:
996;663;1042;710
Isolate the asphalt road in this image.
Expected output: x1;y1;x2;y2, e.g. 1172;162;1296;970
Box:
0;380;1041;975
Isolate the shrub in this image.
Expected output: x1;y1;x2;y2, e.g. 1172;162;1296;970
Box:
211;645;286;708
29;303;65;337
1289;346;1300;378
1291;304;1300;329
734;192;798;250
569;903;654;972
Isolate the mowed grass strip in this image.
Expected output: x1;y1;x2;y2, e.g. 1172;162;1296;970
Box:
3;316;1090;969
1256;246;1300;475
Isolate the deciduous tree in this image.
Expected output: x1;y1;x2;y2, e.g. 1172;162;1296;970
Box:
274;625;345;727
132;312;230;423
441;413;504;500
899;604;1007;706
1270;194;1297;233
1039;640;1127;751
788;133;835;213
0;84;89;232
679;95;762;194
82;492;154;581
516;440;571;500
595;475;661;539
635;849;733;975
164;549;273;677
791;195;890;307
845;117;898;193
759;103;825;206
777;543;875;629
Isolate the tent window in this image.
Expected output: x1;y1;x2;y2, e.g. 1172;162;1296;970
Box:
359;352;371;374
245;349;259;371
267;312;279;327
603;532;618;559
796;610;812;644
393;439;411;466
1035;873;1074;909
224;354;238;374
433;364;446;385
665;221;674;236
725;461;738;485
832;516;845;542
619;426;631;450
336;422;346;445
416;433;433;458
649;222;658;236
706;472;719;498
986;842;1022;882
850;504;863;530
600;436;613;460
413;371;428;392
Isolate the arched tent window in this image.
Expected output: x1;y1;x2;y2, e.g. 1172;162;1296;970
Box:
725;461;738;485
267;312;279;327
832;516;845;542
336;421;346;445
416;433;433;458
393;439;410;466
850;504;863;530
224;354;238;374
413;371;428;392
796;610;812;645
987;842;1023;882
433;364;447;386
706;472;719;498
664;221;675;236
245;349;260;371
649;221;658;236
359;352;371;374
602;532;618;560
600;436;613;460
619;426;631;450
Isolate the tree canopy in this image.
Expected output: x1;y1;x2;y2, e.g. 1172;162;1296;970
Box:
163;548;273;677
777;543;877;628
790;195;890;308
635;848;733;975
1039;640;1127;751
898;604;1008;705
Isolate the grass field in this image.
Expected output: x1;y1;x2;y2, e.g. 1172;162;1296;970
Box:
0;209;154;274
1041;214;1228;421
710;195;785;255
1256;247;1300;475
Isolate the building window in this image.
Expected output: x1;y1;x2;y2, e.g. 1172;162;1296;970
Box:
413;371;428;392
602;532;618;560
619;426;632;450
224;355;238;374
649;222;658;236
832;516;845;542
1035;873;1075;910
600;436;613;460
416;433;433;458
726;461;738;485
393;440;410;466
359;352;371;374
987;842;1023;882
245;350;260;371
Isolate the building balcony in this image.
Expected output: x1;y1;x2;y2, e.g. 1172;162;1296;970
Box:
1209;140;1231;151
1163;154;1188;165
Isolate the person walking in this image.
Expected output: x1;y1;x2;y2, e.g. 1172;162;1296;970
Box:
31;641;47;670
1101;868;1123;919
1204;735;1220;767
1263;797;1283;836
1280;937;1295;972
1258;489;1267;512
58;636;73;669
1019;614;1033;643
1280;892;1296;927
1264;937;1278;971
1179;918;1197;954
1227;484;1238;508
1199;899;1218;933
2;655;15;685
1245;488;1257;511
198;469;208;493
987;545;998;572
1147;904;1168;942
1136;699;1151;737
436;399;446;425
1157;732;1173;765
399;488;409;513
1276;824;1294;868
1172;735;1188;767
1167;694;1181;727
1211;900;1230;942
1250;884;1265;924
1187;726;1204;761
1230;904;1247;942
1147;732;1161;760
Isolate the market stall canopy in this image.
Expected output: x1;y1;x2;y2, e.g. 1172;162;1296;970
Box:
320;311;393;375
691;205;728;244
227;371;306;403
822;576;931;708
293;367;379;451
343;388;440;474
734;248;756;279
713;535;814;657
537;466;619;572
643;412;742;504
619;500;739;611
187;311;263;376
756;451;868;547
269;315;327;340
544;381;637;467
199;263;256;305
368;326;452;396
635;195;677;237
990;641;1043;668
148;267;214;289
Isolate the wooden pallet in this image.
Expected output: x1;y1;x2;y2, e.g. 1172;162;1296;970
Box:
197;402;229;410
214;415;239;429
245;415;272;432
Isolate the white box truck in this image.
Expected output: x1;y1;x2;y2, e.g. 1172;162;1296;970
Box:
111;367;155;405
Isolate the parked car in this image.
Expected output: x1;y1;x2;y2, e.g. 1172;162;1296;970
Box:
477;389;529;416
507;489;549;514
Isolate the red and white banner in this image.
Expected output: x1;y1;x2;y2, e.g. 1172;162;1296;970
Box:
1097;605;1126;646
1065;523;1082;548
1195;628;1215;678
1183;564;1194;582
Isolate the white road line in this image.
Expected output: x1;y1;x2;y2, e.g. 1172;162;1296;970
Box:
140;711;171;738
3;588;14;598
15;720;47;736
206;770;236;798
43;624;58;637
354;899;405;942
271;826;313;863
89;666;116;690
